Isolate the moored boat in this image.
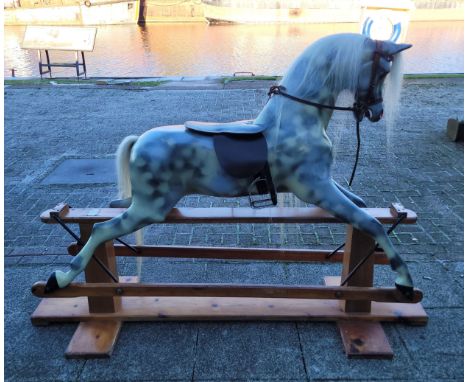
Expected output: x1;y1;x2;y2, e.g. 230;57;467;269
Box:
4;0;140;26
201;0;464;24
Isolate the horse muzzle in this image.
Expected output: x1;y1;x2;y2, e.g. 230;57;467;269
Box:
365;103;384;122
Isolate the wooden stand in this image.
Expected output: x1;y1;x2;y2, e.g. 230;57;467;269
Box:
31;203;427;359
21;26;96;79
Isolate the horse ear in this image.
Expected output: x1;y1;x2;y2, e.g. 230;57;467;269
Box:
392;43;412;54
380;41;412;56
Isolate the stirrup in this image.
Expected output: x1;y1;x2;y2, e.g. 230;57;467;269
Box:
248;166;277;209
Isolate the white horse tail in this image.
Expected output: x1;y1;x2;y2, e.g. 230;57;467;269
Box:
115;135;144;271
116;135;139;200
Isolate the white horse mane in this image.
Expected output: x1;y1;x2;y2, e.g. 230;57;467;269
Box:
278;33;405;125
383;51;404;130
280;33;369;98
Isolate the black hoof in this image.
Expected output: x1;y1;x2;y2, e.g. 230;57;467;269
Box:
395;283;414;300
45;272;59;294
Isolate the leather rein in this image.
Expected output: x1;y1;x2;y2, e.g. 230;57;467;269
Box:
267;41;384;187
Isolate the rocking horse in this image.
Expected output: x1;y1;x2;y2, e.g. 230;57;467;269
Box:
32;33;427;358
45;33;414;295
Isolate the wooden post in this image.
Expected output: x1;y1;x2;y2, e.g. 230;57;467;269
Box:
79;223;120;313
337;225;393;358
340;225;375;312
64;223;122;358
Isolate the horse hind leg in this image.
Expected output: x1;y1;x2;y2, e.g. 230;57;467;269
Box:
44;204;149;292
45;192;180;292
294;180;414;298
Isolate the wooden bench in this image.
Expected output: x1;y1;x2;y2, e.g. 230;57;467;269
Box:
31;202;427;359
21;26;97;79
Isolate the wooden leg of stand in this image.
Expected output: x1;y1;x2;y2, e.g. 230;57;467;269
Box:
63;276;137;359
338;225;394;358
65;224;122;358
80;223;120;313
338;321;393;359
341;225;375;313
65;320;122;359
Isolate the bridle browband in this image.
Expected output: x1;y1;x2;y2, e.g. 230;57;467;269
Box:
267;40;384;186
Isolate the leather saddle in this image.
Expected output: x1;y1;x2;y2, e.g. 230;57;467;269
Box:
185;120;276;207
185;119;266;135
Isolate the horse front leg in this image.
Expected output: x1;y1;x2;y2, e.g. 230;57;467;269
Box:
292;179;413;297
333;180;367;207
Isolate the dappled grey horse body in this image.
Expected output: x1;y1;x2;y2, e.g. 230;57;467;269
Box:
46;33;414;296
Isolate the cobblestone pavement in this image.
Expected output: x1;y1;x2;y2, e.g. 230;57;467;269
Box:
4;78;463;381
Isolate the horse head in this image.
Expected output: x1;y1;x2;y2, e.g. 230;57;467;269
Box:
356;39;412;122
276;34;411;126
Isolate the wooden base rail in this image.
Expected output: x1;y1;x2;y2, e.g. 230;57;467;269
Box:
32;202;427;359
32;282;423;303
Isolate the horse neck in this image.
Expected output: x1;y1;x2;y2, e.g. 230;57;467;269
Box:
255;89;338;141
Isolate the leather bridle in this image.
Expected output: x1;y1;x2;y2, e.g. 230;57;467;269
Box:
267;40;385;187
268;41;384;123
359;40;384;121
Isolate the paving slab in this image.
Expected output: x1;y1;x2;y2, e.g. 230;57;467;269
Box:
203;261;287;284
122;258;208;283
281;263;341;285
5;316;84;382
298;322;417;380
79;322;198;382
439;260;464;287
193;322;307;381
396;308;464;381
41;159;116;185
5;266;85;382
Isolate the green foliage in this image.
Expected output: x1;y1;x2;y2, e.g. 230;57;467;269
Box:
403;73;463;79
222;75;281;84
123;81;165;86
4;79;166;86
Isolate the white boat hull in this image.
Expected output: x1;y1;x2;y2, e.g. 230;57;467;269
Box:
5;1;139;26
203;3;361;24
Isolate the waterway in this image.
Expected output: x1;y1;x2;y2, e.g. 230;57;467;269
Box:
4;21;464;77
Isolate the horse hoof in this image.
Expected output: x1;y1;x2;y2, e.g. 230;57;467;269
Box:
45;272;59;294
395;282;414;300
